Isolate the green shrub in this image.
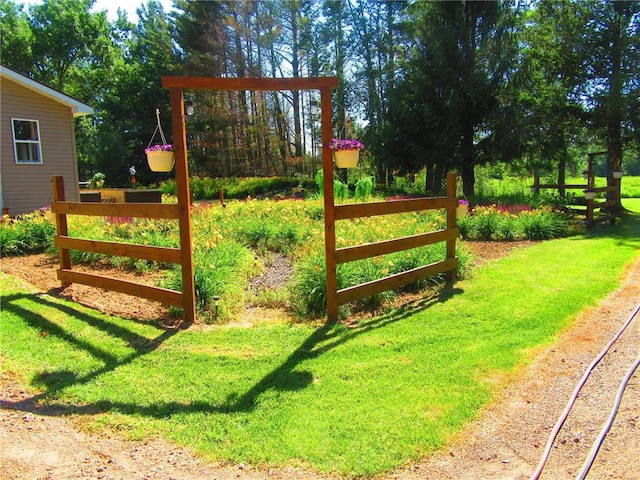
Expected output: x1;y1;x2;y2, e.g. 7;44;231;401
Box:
459;204;577;242
234;216;305;255
472;206;502;240
334;179;349;202
497;215;519;241
0;210;55;256
354;176;374;202
89;172;105;188
519;209;568;240
291;252;359;318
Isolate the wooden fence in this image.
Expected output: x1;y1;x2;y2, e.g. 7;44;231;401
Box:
325;172;460;321
51;175;196;322
531;152;618;229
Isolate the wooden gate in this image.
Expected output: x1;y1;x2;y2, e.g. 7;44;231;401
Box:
53;75;460;325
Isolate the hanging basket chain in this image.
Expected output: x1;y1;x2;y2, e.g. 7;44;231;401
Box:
147;108;168;149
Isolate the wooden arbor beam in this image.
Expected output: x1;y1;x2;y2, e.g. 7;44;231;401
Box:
162;76;339;91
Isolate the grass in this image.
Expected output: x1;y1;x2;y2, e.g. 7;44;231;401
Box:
2;209;639;476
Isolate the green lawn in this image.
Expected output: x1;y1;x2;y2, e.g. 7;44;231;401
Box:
1;210;639;476
623;198;640;212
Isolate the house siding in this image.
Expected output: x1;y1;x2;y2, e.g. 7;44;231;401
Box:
1;77;80;215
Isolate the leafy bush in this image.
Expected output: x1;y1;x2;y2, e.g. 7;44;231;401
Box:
519;209;568;240
290;252;359;318
458;204;578;241
472;206;503;240
334;179;349;202
354;176;374;202
234;217;304;255
0;210;55;256
89;172;105;188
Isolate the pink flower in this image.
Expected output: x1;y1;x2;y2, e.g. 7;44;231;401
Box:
326;139;364;151
145;144;173;153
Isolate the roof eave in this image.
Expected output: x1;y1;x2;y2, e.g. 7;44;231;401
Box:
1;65;94;116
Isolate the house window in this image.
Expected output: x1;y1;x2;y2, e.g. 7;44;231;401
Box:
11;118;42;164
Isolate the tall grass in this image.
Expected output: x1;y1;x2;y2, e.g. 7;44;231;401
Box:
0;209;55;256
159;176;306;200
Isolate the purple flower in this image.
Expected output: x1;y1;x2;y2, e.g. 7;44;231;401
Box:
145;144;174;153
458;199;469;206
327;138;364;151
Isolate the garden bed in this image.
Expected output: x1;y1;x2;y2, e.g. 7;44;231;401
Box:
0;240;524;325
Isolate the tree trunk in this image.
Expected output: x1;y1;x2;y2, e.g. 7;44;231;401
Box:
461;161;475;199
607;2;625;211
557;149;566;198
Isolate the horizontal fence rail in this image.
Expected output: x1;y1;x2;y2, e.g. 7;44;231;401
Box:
337;258;458;306
57;269;184;307
54;236;181;264
335;196;455;220
335;229;458;264
51;201;180;219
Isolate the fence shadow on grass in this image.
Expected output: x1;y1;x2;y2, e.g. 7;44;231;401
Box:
1;290;177;415
1;282;462;420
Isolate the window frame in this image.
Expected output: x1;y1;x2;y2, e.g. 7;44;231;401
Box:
11;117;43;164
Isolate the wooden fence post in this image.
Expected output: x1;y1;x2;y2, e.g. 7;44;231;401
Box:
446;172;458;283
169;88;196;325
52;176;71;286
322;86;338;323
587;154;595;229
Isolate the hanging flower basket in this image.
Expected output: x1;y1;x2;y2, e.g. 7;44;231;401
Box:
144;144;175;172
612;170;623;179
145;109;174;172
333;149;360;168
327;138;364;169
145;144;175;172
584;189;596;200
456;199;469;219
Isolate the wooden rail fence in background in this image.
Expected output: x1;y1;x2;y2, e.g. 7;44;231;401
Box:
531;152;618;229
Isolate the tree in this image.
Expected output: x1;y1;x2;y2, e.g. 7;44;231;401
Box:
579;1;640;209
382;1;516;196
509;1;588;194
0;0;34;73
347;0;408;185
28;0;114;93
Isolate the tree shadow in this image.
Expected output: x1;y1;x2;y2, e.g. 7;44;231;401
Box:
568;210;640;250
2;283;461;420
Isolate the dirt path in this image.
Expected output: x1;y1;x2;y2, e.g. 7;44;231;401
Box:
1;252;639;479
